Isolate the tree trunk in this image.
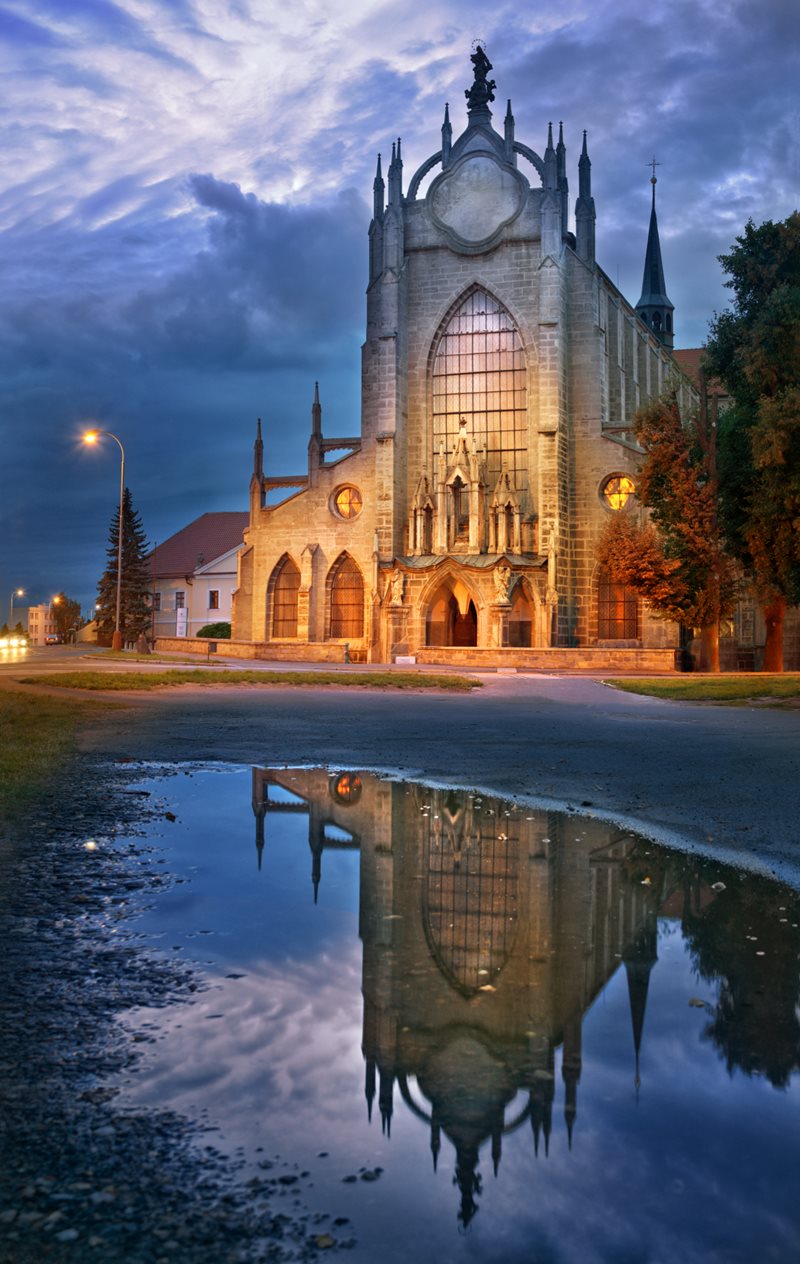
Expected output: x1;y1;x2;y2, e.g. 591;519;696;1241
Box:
762;598;785;672
699;622;720;672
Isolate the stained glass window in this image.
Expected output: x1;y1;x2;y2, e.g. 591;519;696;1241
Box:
598;571;639;639
334;486;363;519
328;556;364;639
271;557;300;638
432;290;527;496
602;474;635;511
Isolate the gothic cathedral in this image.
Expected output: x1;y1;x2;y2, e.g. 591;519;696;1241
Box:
232;48;692;665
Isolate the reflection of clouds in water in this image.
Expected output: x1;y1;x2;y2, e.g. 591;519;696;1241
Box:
118;940;800;1264
122;945;364;1135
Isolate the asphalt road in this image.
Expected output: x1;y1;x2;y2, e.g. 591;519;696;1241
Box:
51;663;799;885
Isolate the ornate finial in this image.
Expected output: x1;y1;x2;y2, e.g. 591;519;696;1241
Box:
648;155;661;185
465;44;496;111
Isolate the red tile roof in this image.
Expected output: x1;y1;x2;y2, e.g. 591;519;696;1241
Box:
673;348;728;397
148;512;249;579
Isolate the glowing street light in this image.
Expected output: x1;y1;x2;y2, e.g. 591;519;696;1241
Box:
84;428;125;651
8;587;24;625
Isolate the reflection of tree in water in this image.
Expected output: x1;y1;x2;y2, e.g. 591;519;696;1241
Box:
680;866;800;1089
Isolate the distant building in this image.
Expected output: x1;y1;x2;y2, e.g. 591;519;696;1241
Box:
148;512;249;639
27;603;58;645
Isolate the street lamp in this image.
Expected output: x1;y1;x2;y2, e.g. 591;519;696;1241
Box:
8;587;24;626
84;429;125;652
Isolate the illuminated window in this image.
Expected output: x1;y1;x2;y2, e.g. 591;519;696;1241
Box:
331;773;362;804
208;590;220;610
271;557;300;638
328;556;363;639
333;486;363;520
432;290;527;496
601;474;635;511
598;571;639;639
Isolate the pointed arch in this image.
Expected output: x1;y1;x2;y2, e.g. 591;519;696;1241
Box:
423;572;479;647
326;552;364;639
508;577;536;648
268;554;300;639
429;287;529;501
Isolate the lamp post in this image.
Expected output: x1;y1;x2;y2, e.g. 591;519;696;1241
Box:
8;587;24;626
84;429;125;652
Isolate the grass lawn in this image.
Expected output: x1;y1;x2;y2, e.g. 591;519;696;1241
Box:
0;689;108;820
605;675;800;703
17;669;480;693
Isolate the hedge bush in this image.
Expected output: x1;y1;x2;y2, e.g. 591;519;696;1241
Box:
196;622;231;638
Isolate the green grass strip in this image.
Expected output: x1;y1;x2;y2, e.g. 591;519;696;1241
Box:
17;669;480;693
0;690;108;821
605;675;800;702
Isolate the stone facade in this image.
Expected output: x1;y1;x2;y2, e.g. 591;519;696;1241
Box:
233;50;694;664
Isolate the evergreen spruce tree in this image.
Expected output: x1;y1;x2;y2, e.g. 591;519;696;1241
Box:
96;488;152;645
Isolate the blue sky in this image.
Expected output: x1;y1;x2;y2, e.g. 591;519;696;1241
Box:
0;0;797;611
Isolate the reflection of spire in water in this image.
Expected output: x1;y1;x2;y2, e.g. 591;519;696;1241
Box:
380;1068;394;1137
623;921;658;1098
365;1057;376;1123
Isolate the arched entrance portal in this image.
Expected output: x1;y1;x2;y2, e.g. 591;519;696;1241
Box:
426;580;478;647
452;599;477;646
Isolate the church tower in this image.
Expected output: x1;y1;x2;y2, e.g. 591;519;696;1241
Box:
635;166;674;348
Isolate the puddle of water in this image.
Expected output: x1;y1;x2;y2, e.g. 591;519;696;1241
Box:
112;766;800;1263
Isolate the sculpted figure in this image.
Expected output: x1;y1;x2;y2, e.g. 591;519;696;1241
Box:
494;563;512;602
465;46;496;109
390;569;405;605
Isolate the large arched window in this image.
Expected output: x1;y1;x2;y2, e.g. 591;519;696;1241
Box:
328;555;364;639
432;290;527;495
270;556;300;638
597;570;639;640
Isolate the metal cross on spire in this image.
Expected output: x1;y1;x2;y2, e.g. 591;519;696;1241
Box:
648;155;661;184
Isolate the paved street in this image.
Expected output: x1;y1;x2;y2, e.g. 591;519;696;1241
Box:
52;663;800;884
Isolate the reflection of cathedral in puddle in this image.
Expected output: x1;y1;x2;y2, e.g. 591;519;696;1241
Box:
252;768;664;1226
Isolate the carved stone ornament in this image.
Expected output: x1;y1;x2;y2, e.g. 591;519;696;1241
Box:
428;154;526;253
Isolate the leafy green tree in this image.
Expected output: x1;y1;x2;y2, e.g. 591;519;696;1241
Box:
705;212;800;670
597;395;737;671
52;592;82;640
96;487;152;645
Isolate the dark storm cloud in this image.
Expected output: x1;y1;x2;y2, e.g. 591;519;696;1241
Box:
0;171;367;606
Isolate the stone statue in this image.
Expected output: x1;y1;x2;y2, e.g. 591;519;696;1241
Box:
465;46;496;110
546;530;558;605
494;563;512;603
390;569;405;605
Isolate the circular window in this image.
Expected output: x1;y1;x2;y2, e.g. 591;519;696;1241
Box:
601;474;635;511
330;772;362;805
333;486;363;520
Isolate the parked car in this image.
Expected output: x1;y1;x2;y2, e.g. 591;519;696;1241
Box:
44;634;62;645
